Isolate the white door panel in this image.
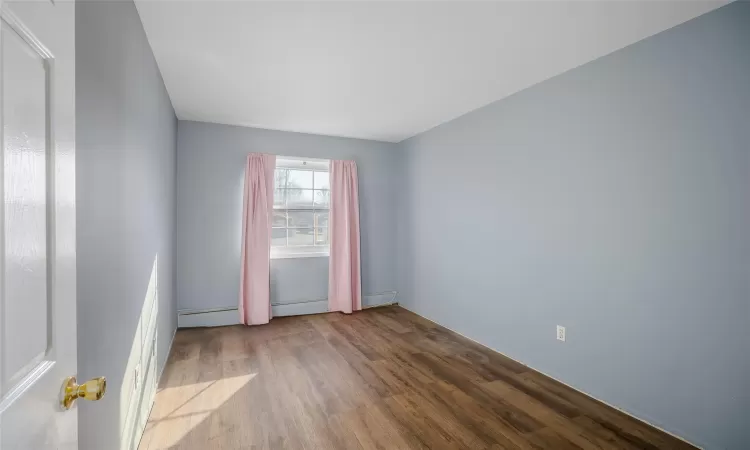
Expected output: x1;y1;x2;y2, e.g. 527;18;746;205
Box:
0;1;79;449
3;14;50;392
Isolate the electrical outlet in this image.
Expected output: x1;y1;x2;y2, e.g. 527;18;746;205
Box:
556;325;566;342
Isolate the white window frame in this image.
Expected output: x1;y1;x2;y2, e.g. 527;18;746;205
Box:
271;156;330;259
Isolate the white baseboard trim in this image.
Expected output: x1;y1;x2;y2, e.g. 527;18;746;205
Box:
272;299;328;317
178;291;398;328
397;304;698;449
178;307;240;328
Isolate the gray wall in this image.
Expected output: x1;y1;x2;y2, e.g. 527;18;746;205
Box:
176;121;400;313
76;1;177;449
398;3;750;449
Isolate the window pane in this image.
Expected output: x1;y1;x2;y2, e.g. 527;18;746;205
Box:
314;190;330;207
288;211;314;228
272;211;287;227
273;188;286;208
274;169;288;189
271;228;287;247
314;227;328;246
287;188;313;208
314;212;328;228
287;228;314;246
288;169;313;189
314;171;330;190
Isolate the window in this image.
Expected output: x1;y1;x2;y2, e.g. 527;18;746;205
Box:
271;157;330;258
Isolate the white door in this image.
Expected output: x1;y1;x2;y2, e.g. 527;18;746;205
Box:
0;0;82;449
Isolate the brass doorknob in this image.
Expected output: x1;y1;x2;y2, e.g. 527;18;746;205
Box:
61;376;106;410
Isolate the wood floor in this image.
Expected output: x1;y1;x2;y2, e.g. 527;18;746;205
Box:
139;306;694;450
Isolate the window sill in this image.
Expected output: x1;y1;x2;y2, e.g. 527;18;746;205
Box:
271;251;329;260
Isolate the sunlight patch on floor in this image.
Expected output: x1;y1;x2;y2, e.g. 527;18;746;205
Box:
141;373;256;449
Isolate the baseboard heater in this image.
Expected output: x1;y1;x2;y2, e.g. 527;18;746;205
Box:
178;291;398;328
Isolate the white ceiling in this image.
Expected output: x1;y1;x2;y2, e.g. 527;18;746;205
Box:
135;1;726;143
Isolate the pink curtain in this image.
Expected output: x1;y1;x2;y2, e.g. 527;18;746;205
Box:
239;153;276;325
328;160;362;314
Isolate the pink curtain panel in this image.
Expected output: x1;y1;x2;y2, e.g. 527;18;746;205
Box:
328;160;363;314
239;153;276;325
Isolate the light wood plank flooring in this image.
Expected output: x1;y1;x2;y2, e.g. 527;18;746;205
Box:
139;306;694;450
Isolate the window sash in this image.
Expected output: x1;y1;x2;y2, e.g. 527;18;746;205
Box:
271;245;329;259
273;189;330;209
274;167;330;190
272;164;329;254
273;211;329;226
